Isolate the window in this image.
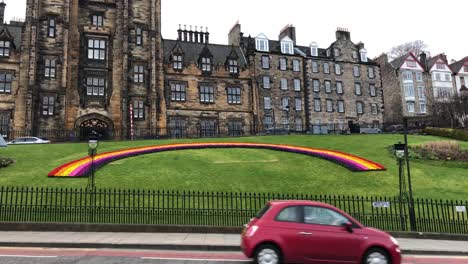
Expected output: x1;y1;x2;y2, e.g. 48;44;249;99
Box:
407;102;415;113
356;101;363;114
334;48;340;57
323;63;330;74
200;85;214;103
404;83;414;97
445;74;451;82
169;118;187;139
276;206;301;222
371;103;378;115
281;41;293;54
133;65;144;83
304;206;348;226
312;61;319;73
136;27;143;46
48;18;56;37
360;51;367;62
406;60;417;68
263;76;270;89
41;96;54;116
436;63;445;70
353;65;360;77
201;57;212;72
293;60;300;72
355;83;362;95
200;119;217;138
314;99;321;112
227;87;241;104
88;39;106;60
264;116;273;129
279;58;287;70
352;50;358;59
256;38;269;52
170;82;186;102
282;97;289;110
311;47;318;56
261;56;270;69
335;64;341;75
133;100;144;120
313;79;320;92
416;72;423;82
281;78;288;90
420;102;427;113
92;15;104;28
368;67;375;78
44;59;56;78
418;86;426;100
173;55;183;70
464;66;468;72
86;77;105;96
282;115;289;129
0;41;10;57
264;97;271;110
228;120;243;137
228;59;239;74
336;81;343;94
295;98;302;111
0;73;12;93
0;112;10;136
338;100;345;113
294;79;301;91
435;73;441;81
325;81;331;93
402;71;413;81
370;84;376;97
295;118;303;132
326;99;333;112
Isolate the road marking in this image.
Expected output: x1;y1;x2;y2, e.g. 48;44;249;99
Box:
141;257;250;262
0;255;58;258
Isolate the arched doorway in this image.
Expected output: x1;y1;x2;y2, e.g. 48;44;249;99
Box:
76;114;114;141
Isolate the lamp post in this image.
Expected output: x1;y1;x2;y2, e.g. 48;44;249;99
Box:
87;132;99;192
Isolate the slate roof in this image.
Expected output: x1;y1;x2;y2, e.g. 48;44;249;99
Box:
389;53;409;69
450;58;467;74
426;56;439;71
163;39;247;67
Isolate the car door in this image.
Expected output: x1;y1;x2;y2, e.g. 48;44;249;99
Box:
299;206;364;263
271;206;306;263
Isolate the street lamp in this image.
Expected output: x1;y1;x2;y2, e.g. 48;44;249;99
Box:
87;132;99;191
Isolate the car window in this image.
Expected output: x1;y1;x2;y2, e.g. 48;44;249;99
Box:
26;138;37;142
275;206;301;223
15;138;25;142
304;206;349;226
255;204;271;219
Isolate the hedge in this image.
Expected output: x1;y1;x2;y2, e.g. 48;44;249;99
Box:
423;127;468;141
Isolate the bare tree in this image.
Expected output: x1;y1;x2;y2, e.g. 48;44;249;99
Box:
388;40;428;60
432;93;468;128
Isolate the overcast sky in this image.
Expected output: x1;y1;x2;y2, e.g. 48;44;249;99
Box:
4;0;466;61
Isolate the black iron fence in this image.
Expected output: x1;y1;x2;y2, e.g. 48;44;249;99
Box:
0;186;467;234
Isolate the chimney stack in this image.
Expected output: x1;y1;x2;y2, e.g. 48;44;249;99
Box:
336;27;351;41
228;22;241;46
279;24;296;45
177;25;210;44
0;1;6;25
419;52;427;70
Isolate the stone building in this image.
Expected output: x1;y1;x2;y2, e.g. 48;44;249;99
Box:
13;0;164;140
375;52;433;125
229;24;306;133
297;29;383;133
0;2;24;139
163;26;253;137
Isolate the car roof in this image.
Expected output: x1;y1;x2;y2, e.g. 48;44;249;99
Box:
268;200;333;207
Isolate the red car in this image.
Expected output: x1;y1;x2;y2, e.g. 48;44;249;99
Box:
241;200;401;264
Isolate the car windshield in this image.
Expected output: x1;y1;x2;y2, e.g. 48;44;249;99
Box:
255;204;271;219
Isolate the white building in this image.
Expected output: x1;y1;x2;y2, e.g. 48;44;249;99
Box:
450;57;468;95
425;54;456;100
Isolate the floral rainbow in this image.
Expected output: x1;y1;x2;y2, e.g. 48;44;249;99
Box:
48;142;386;177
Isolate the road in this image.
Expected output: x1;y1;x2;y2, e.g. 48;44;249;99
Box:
0;247;467;264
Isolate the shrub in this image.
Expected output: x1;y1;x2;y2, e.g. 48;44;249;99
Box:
410;141;468;161
423;127;468;141
0;156;15;168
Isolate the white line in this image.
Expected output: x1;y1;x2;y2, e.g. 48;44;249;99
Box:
0;255;58;258
141;257;250;262
407;255;468;259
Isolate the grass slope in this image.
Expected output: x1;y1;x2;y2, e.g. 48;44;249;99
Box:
0;135;467;200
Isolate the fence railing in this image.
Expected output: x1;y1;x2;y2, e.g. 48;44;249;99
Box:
0;186;467;234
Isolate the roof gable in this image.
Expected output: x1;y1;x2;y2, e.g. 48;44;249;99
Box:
280;36;293;43
392;52;424;71
255;33;269;40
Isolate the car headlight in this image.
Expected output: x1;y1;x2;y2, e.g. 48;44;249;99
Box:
390;236;399;246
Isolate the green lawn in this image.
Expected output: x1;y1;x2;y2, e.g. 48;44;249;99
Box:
0;135;467;200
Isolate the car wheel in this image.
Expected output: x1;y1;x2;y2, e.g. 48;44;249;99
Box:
363;248;390;264
255;244;282;264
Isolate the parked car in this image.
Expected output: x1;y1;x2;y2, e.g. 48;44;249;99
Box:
241;200;401;264
7;137;51;145
386;125;405;133
360;127;382;134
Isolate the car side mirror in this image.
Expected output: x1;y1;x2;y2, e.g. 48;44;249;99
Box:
343;222;353;233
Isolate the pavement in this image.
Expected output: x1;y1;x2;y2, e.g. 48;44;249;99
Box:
0;231;467;256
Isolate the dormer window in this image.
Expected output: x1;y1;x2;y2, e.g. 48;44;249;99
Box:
255;34;269;52
360;48;368;62
0;41;10;57
280;37;294;54
334;48;340;57
172;54;183;70
201;57;212;72
228;59;239;74
310;42;318;56
48;18;56;38
352;51;358;59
